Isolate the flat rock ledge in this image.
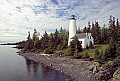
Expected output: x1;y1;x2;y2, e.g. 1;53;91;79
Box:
20;53;96;81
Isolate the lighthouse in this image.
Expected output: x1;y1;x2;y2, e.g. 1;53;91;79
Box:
68;15;77;46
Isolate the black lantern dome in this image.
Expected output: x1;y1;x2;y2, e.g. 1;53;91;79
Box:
70;15;76;20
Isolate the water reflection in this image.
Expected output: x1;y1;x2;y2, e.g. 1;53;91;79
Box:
25;58;39;76
32;61;39;76
24;58;69;81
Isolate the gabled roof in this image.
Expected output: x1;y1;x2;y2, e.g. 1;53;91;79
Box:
76;33;86;39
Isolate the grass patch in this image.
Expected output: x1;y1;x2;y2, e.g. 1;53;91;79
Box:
81;44;109;58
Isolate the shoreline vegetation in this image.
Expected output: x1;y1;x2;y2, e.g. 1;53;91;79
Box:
6;15;120;81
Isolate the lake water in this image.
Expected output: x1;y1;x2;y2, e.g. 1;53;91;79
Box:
0;45;68;81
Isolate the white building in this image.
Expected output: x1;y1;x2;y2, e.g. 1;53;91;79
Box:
68;15;94;48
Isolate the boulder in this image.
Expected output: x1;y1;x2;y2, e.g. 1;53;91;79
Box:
112;68;120;81
94;68;115;81
89;62;100;74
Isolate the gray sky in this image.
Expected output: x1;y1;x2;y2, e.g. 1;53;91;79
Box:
0;0;120;43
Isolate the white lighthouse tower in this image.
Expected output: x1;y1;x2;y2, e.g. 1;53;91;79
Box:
68;15;77;46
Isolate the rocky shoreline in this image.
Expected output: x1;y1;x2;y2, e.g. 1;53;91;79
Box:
19;52;95;81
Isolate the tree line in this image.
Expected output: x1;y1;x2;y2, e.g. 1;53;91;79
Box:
18;15;120;60
19;27;68;53
90;15;120;77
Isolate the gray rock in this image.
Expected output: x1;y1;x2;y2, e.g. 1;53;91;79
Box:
112;68;120;81
94;68;115;81
89;62;100;74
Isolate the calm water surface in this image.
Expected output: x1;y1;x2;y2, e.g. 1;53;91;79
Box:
0;45;68;81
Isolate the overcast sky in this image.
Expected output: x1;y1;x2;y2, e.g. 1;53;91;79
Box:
0;0;120;43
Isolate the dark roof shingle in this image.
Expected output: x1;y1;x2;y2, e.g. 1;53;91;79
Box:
76;33;86;39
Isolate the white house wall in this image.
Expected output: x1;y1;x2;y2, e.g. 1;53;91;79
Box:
85;33;94;48
78;33;94;48
78;38;85;48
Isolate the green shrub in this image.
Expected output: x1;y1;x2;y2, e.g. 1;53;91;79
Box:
74;51;82;59
89;41;94;49
66;47;72;56
82;52;90;58
86;44;89;49
94;49;100;61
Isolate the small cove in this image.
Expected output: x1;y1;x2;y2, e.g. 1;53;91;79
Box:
0;45;69;81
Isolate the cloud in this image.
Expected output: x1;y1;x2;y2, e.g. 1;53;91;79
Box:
0;0;120;42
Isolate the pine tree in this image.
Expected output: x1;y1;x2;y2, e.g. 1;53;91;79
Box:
32;29;40;50
41;31;49;50
69;36;82;56
27;31;31;40
94;22;101;44
24;31;34;50
59;28;68;49
89;41;94;49
69;40;75;56
54;29;60;48
83;26;87;33
32;29;39;41
91;22;95;37
48;33;54;49
108;16;117;42
101;25;109;44
77;40;82;52
87;21;91;33
94;49;100;61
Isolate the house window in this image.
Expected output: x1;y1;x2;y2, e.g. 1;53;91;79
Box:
88;36;89;39
90;36;91;39
80;41;82;44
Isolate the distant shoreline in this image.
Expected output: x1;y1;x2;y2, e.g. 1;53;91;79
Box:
0;43;18;45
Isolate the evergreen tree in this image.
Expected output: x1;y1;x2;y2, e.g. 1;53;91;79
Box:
91;22;95;39
48;33;54;49
27;31;31;40
108;16;117;42
54;29;60;48
32;29;39;41
94;49;100;61
69;40;75;56
83;26;87;33
73;36;82;51
116;18;120;43
24;31;34;50
86;44;89;49
41;31;49;50
116;18;119;29
69;36;82;56
87;21;91;33
94;22;101;44
101;25;109;44
89;41;94;49
32;29;39;50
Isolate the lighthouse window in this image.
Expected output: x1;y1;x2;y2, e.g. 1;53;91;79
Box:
80;41;82;44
